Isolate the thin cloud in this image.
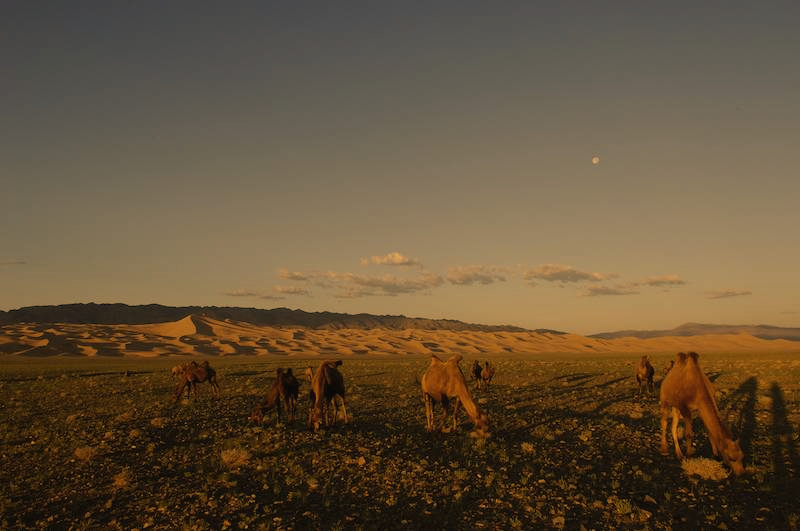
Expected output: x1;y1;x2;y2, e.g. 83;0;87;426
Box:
1;260;26;265
524;264;615;284
642;274;686;287
360;252;421;268
706;289;752;300
273;285;309;296
223;289;261;297
279;269;310;281
581;284;640;297
446;265;509;286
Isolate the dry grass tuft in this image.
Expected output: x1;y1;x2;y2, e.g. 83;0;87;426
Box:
74;446;97;462
113;469;133;488
681;457;730;481
150;417;165;428
221;447;251;469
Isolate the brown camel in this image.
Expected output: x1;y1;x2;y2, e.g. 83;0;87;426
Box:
481;362;496;390
663;359;675;376
307;360;348;431
250;368;301;424
421;354;489;437
660;352;745;475
470;360;483;390
173;360;220;401
304;366;314;384
635;355;655;398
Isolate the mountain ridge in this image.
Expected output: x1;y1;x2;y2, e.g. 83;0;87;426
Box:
0;303;530;333
589;322;800;342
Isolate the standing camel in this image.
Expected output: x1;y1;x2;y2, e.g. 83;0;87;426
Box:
470;360;483;390
422;354;489;437
635;355;655;398
308;360;348;431
660;351;745;475
481;361;495;390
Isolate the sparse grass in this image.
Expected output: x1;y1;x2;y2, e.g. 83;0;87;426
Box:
0;353;798;529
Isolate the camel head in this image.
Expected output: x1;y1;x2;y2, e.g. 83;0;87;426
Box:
720;438;745;475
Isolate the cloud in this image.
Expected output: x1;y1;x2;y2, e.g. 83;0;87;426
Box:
446;265;509;286
642;274;686;287
279;269;310;281
273;285;309;296
223;289;261;297
524;264;615;284
705;289;752;300
343;271;443;297
287;269;444;298
1;260;26;266
360;252;421;268
581;284;640;297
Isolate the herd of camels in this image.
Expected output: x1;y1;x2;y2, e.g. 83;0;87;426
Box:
171;350;745;476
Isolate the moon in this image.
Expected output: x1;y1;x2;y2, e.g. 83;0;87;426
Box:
591;156;600;165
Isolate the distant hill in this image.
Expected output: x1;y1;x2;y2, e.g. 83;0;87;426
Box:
0;303;530;333
590;322;800;342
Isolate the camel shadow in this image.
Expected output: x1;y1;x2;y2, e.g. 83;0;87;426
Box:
769;382;799;484
720;376;758;457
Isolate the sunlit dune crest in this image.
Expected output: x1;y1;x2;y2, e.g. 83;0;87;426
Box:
1;315;799;357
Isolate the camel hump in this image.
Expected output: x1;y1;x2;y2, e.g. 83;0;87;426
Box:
448;354;464;364
676;352;688;363
430;354;443;362
688;351;700;362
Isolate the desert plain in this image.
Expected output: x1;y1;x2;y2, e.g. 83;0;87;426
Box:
1;315;799;529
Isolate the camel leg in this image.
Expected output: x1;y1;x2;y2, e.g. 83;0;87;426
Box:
660;404;670;455
437;397;451;432
424;394;435;432
450;397;462;432
338;396;349;424
671;408;684;459
683;412;695;457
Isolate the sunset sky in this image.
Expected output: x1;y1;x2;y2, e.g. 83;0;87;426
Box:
3;2;799;335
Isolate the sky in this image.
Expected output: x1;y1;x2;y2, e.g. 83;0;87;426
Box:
3;2;799;335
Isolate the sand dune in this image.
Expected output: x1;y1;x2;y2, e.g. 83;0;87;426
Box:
1;314;799;358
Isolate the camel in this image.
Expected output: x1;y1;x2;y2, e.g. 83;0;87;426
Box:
307;360;348;431
660;352;745;475
171;363;188;379
635;355;655;398
250;368;301;424
481;362;495;390
421;354;489;437
283;368;301;422
470;360;483;390
663;359;675;376
173;360;220;401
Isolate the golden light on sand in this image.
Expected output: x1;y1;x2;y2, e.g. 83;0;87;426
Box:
591;156;600;165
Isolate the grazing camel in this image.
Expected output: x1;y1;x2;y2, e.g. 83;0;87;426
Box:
660;352;745;475
421;354;489;437
171;363;188;379
173;360;220;401
250;368;301;424
663;359;675;376
304;365;314;385
283;368;301;422
307;360;348;431
635;355;655;398
481;362;496;390
470;360;483;390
